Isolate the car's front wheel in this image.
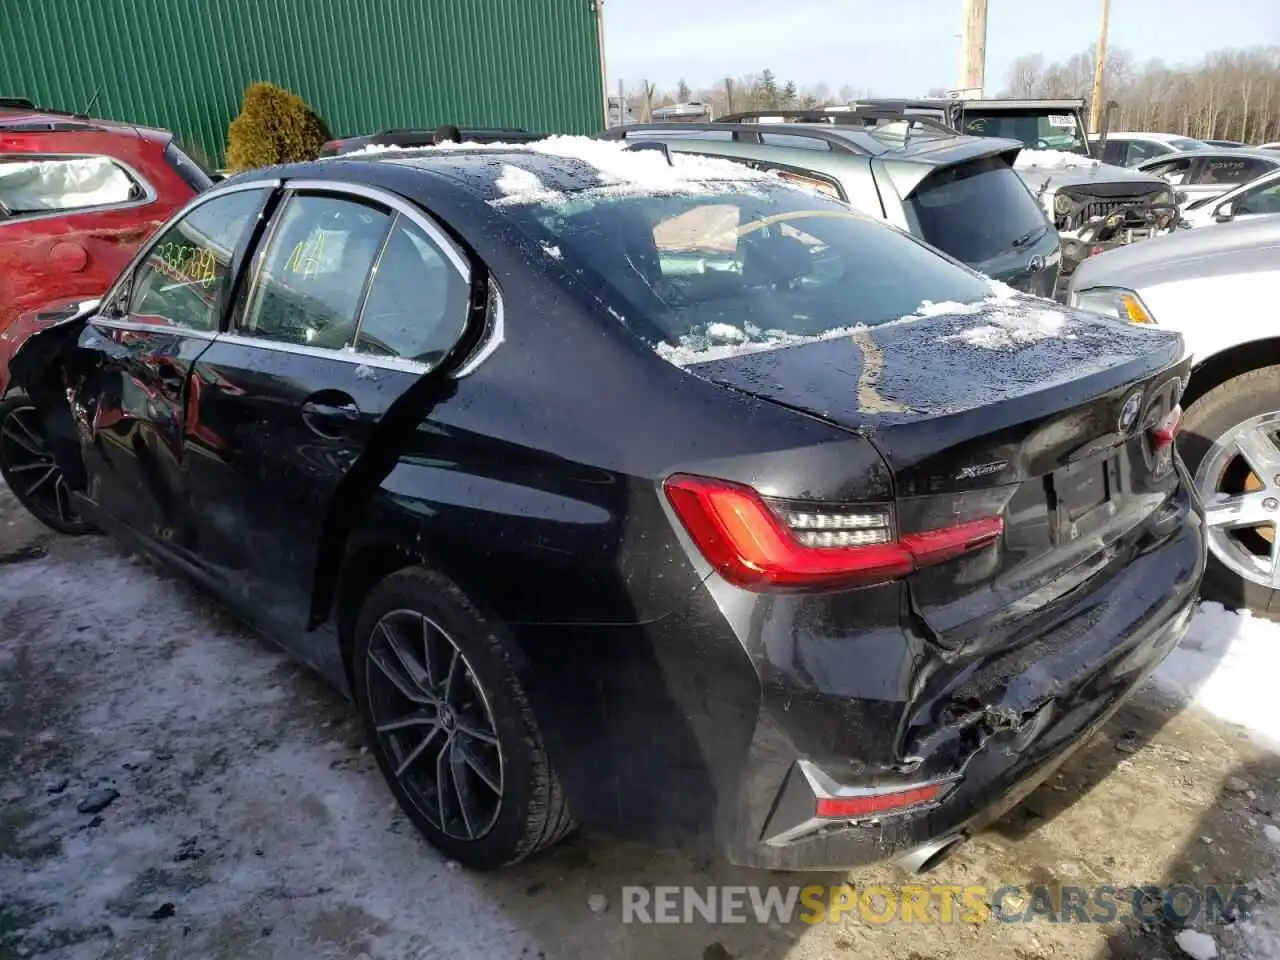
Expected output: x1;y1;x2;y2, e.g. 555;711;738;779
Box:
0;393;93;536
1181;365;1280;620
352;567;574;869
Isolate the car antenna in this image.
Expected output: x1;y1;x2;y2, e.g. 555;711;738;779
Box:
75;84;103;121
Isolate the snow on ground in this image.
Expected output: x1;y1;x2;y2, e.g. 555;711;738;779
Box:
1154;602;1280;750
3;519;1280;958
1152;603;1280;960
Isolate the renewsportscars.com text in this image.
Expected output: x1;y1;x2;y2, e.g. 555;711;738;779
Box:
621;883;1252;925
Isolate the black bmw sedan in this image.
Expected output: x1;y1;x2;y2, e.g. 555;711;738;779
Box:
1;138;1205;873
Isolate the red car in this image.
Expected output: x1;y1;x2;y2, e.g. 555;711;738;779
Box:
0;99;209;530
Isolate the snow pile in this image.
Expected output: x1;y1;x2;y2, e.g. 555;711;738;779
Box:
1154;602;1280;749
1014;149;1101;170
1175;928;1219;960
656;322;869;367
341;135;771;205
494;163;565;205
910;283;1070;350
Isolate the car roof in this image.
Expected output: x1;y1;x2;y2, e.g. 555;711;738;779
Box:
1094;131;1203;142
0;103;169;139
604;122;1020;165
1139;147;1280;163
313;143;770;206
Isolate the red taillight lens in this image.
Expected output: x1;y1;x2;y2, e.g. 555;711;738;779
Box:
321;139;342;153
1150;405;1182;447
815;783;942;819
662;474;1003;591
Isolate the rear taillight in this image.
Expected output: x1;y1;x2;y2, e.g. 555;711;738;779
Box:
1148;405;1182;477
1150;405;1182;447
662;474;1003;591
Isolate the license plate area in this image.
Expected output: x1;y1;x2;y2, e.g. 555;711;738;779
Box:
1052;455;1120;541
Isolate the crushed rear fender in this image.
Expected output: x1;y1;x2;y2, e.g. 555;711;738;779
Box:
7;302;100;489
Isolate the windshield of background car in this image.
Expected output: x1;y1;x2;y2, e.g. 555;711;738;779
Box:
510;182;994;351
961;109;1089;155
905;156;1048;266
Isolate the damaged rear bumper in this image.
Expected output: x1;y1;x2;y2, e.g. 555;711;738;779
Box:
723;482;1205;872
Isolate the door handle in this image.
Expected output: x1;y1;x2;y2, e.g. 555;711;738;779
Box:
300;395;360;437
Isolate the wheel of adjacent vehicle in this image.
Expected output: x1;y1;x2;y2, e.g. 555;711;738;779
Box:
1180;366;1280;620
352;567;575;869
0;394;93;537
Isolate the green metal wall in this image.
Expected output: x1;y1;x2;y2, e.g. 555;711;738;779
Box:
0;0;604;167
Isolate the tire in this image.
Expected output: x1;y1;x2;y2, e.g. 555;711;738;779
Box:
0;393;94;537
1180;365;1280;620
352;566;574;869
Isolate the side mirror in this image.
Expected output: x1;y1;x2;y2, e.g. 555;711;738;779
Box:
1214;201;1235;223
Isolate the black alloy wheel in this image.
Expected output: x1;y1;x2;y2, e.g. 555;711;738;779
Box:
0;397;91;536
353;568;574;868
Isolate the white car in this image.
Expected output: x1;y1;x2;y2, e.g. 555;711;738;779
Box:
1089;131;1209;166
1179;165;1280;228
1067;215;1280;618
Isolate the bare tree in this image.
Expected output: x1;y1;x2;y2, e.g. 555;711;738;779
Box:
1005;54;1045;97
998;44;1280;142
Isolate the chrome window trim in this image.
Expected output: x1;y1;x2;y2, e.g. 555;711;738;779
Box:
90;317;219;340
97;179;282;318
453;278;504;379
282;178;470;280
0;152;158;226
215;332;431;374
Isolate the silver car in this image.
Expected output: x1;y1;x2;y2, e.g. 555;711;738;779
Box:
1067;215;1280;619
1137;147;1280;208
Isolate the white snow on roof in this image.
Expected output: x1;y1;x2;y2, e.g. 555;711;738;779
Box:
341;135;773;205
494;163;565;204
1014;149;1100;170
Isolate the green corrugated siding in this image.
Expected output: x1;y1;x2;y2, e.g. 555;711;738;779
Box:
0;0;604;167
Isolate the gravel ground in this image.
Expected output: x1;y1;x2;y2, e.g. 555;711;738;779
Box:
1;482;1278;960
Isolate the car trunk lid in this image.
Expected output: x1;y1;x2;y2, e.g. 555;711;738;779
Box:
684;299;1188;651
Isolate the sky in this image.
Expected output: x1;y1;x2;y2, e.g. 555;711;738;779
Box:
602;0;1280;98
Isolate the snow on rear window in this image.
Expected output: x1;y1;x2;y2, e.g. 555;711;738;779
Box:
904;280;1072;350
0;156;138;213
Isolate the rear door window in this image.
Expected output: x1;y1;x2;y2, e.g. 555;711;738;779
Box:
353;217;470;365
1193;156;1273;186
0;155;145;217
905;156;1047;266
240;194;391;349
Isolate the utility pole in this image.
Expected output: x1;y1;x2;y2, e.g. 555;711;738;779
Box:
1089;0;1111;133
960;0;988;96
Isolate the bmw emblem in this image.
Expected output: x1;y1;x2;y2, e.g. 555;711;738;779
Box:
1118;390;1143;433
1027;254;1045;274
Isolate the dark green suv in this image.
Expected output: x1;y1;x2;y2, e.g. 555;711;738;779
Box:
599;119;1062;298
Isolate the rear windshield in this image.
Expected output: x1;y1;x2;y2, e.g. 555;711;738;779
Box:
905;157;1048;267
961;109;1089;155
1170;138;1208;151
507;182;994;352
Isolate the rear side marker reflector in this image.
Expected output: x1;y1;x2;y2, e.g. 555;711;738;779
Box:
663;473;1004;591
815;784;942;819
